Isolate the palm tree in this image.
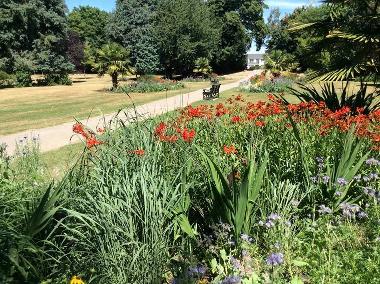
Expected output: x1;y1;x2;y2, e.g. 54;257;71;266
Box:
290;0;380;82
92;43;134;89
193;57;212;78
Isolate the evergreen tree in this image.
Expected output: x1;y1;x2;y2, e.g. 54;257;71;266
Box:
108;0;159;74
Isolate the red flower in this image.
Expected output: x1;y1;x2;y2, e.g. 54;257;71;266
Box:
131;149;145;156
231;116;242;123
223;145;237;155
86;136;102;149
181;128;196;142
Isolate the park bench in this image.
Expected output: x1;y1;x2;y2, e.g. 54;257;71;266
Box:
203;82;221;100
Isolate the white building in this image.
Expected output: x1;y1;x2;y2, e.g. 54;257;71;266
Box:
247;53;265;69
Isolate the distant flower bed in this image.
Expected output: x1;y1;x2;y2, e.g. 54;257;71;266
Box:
115;77;185;93
240;71;303;93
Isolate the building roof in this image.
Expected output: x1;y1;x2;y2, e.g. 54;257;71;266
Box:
247;53;265;60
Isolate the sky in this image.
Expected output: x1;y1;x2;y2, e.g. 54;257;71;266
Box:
65;0;320;53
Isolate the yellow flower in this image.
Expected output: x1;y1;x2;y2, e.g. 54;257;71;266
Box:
70;276;85;284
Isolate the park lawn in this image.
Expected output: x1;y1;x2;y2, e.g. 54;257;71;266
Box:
0;72;248;136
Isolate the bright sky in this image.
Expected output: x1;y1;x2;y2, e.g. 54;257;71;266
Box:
65;0;320;53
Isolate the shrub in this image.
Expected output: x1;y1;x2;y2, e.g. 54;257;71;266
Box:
245;77;294;93
0;71;15;88
115;78;184;93
15;71;32;87
44;74;72;86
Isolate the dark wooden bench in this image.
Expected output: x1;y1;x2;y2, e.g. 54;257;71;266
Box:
203;83;221;100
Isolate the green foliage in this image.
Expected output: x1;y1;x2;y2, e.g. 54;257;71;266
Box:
197;146;269;242
68;6;110;47
15;71;32;87
289;82;380;113
0;71;15;87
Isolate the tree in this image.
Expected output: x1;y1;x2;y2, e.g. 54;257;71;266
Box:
0;0;73;84
92;43;134;89
66;31;85;72
193;57;213;77
264;50;297;72
108;0;159;75
207;0;267;73
68;6;110;47
154;0;218;77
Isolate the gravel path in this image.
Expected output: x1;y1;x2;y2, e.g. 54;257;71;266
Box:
0;72;258;156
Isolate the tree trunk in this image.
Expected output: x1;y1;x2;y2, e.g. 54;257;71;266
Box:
111;73;118;89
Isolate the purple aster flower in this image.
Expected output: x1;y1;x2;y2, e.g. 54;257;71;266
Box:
340;202;360;218
369;173;379;180
322;175;330;184
187;265;206;277
336;178;348;186
357;211;368;219
268;213;281;221
230;256;241;270
311;176;318;183
221;275;242;284
335;191;342;196
366;158;380;166
318;204;332;215
266;252;284;266
363;176;370;183
316;157;324;164
258;220;264;226
354;175;361;181
240;233;253;243
265;220;275;228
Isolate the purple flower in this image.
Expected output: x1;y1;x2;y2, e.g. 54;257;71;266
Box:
268;213;281;221
266;252;284;266
240;234;253;243
340;202;360;218
318;205;332;215
258;220;264;226
265;220;275;228
274;241;281;249
230;256;241;270
221;275;242;284
335;191;342;196
366;158;380;166
369;173;379;180
322;175;330;184
357;211;368;219
187;265;206;277
285;220;292;227
316;157;324;164
354;175;362;181
336;178;348;186
311;176;318;183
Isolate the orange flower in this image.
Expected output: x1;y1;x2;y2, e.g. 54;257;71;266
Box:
154;122;167;136
130;149;145;156
223;145;237;155
97;127;105;134
231;116;242;123
86;136;102;149
73;123;89;139
255;120;266;127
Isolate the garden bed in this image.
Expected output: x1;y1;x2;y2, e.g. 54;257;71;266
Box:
1;94;380;283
